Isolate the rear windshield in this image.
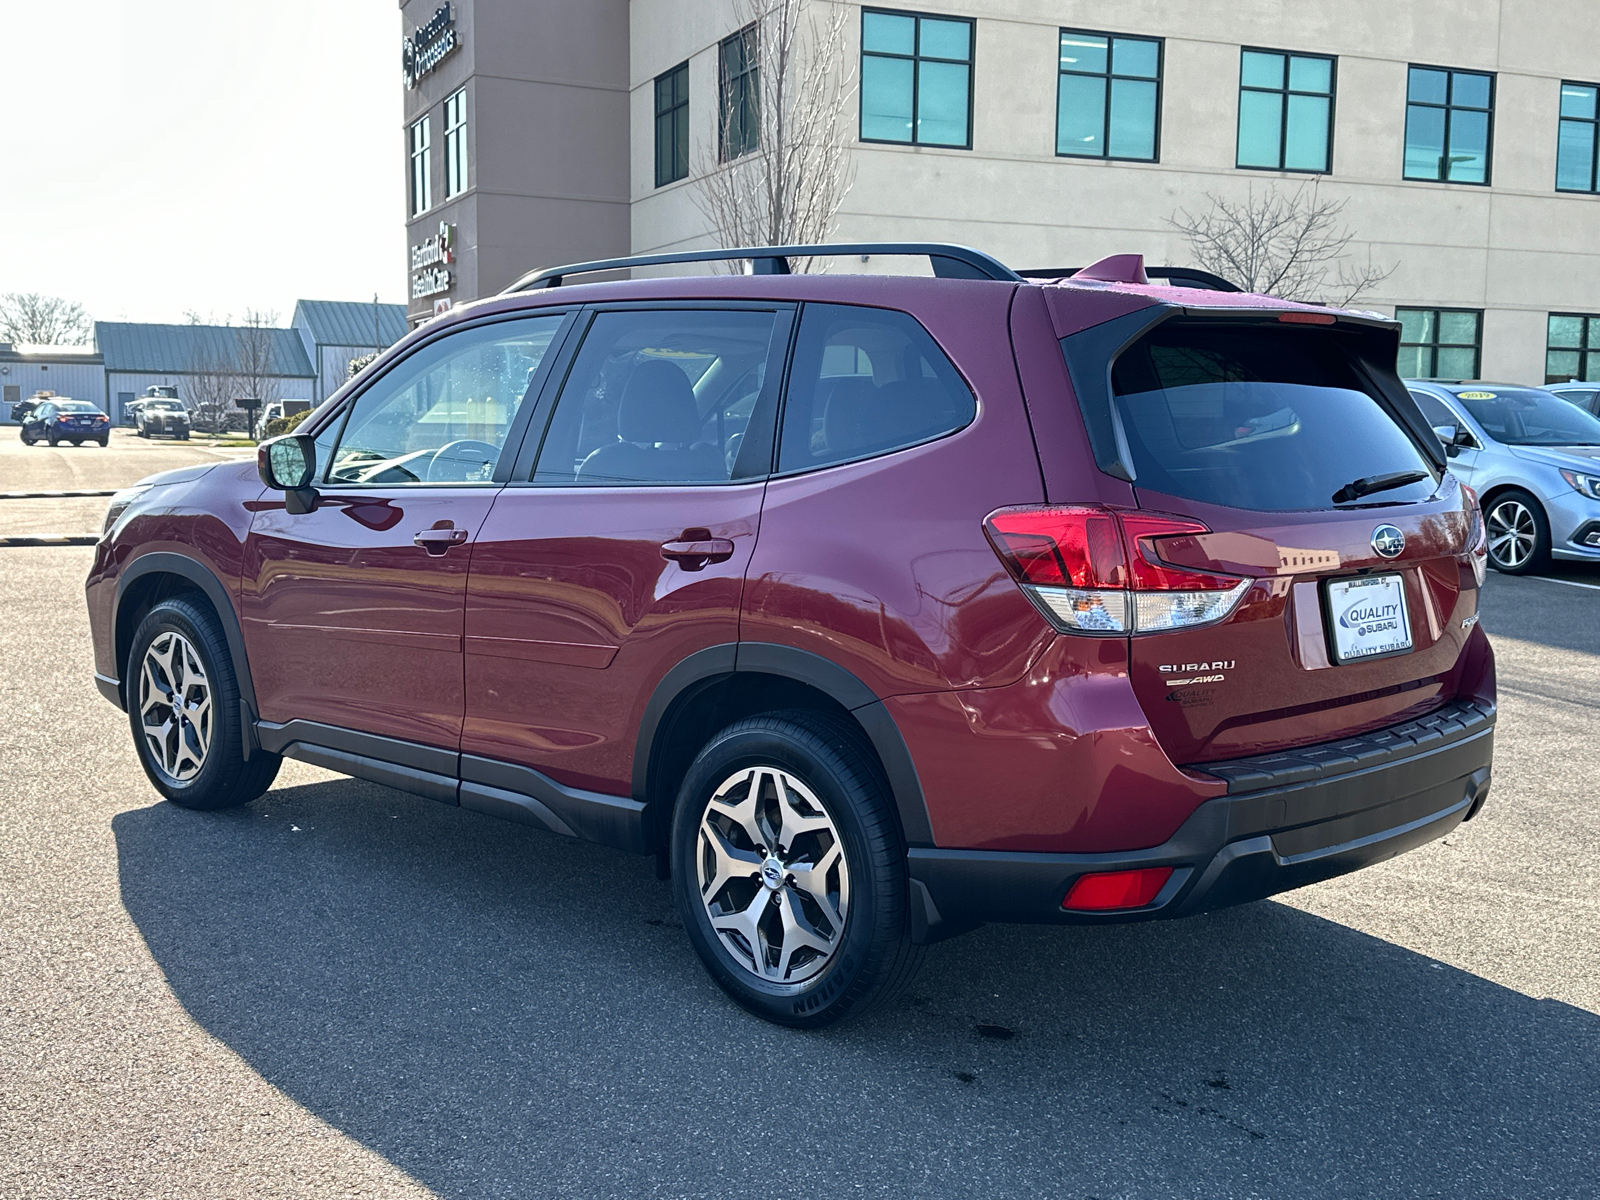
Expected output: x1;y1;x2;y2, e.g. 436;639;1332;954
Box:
1109;325;1437;511
1452;387;1600;446
58;401;97;412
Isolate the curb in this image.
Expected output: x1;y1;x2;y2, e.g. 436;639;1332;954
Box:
0;490;117;500
0;535;100;547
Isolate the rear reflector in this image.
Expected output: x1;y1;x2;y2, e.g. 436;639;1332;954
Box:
1063;867;1174;911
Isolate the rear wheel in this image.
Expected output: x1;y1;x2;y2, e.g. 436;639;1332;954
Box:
96;437;108;447
1484;489;1550;575
670;711;923;1028
46;432;58;447
126;597;279;809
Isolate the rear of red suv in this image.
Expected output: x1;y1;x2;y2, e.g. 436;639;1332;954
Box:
87;245;1493;1029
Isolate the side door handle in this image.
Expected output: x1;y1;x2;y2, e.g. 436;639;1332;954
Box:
660;537;735;571
414;523;470;555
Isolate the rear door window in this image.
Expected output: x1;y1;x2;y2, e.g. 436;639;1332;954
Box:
1110;324;1437;511
777;303;975;473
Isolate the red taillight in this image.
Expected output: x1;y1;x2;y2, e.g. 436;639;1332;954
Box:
1063;867;1173;911
984;505;1252;635
1459;482;1487;586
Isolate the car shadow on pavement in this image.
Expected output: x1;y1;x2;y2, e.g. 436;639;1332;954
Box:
114;778;1600;1200
1479;562;1600;659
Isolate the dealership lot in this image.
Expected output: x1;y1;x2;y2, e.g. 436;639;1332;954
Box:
0;445;1596;1198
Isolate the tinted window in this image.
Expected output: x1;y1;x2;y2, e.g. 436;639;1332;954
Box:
1408;390;1459;429
532;309;779;486
58;401;98;413
1110;325;1437;511
324;315;565;486
778;303;975;474
1452;387;1600;446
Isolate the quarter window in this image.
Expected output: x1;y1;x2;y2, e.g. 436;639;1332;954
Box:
324;316;566;486
1056;30;1161;161
719;25;760;161
778;304;975;473
1557;82;1599;193
1547;313;1600;383
409;115;432;215
1396;308;1482;379
860;9;974;149
655;61;690;187
1404;67;1494;184
443;90;468;199
1236;49;1334;172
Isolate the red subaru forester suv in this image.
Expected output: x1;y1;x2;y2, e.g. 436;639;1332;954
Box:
89;244;1495;1027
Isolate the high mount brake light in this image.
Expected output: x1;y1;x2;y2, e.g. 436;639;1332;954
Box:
984;505;1252;635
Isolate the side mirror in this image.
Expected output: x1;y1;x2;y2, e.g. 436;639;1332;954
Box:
1432;423;1458;445
257;434;319;515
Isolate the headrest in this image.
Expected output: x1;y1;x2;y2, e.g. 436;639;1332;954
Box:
618;359;699;444
821;377;882;453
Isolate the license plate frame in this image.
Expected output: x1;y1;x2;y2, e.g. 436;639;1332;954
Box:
1322;572;1414;665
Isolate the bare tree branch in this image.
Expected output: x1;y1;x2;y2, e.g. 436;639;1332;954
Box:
1169;180;1397;305
692;0;857;271
0;293;92;345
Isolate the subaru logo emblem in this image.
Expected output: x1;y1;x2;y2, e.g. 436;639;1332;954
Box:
1371;525;1405;558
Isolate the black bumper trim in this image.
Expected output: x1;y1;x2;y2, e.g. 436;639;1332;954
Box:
907;710;1494;938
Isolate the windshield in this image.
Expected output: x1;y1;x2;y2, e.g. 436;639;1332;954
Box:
148;401;183;411
1453;387;1600;446
1109;325;1438;511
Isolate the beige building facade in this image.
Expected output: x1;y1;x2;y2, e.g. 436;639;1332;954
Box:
404;0;1600;384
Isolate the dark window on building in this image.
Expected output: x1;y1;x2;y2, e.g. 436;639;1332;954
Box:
1547;313;1600;383
1236;49;1334;172
1056;29;1161;161
1404;67;1493;184
860;9;975;149
719;26;760;161
1396;308;1482;379
409;115;432;215
778;303;976;474
1557;82;1599;193
443;90;468;198
655;61;690;186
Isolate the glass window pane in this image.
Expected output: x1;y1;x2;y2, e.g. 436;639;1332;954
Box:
1237;89;1284;168
1560;83;1598;120
1446;108;1489;183
1548;315;1585;348
1451;71;1491;109
862;11;915;55
1436;347;1477;379
920;18;970;62
1288;55;1331;94
1408;67;1448;105
1397;308;1434;344
1585;354;1600;383
1059;33;1108;74
1107;78;1156;159
1396;346;1431;378
1112;37;1159;79
1404;105;1446;179
1439;311;1480;344
1057;72;1107;156
1284;94;1330;170
861;55;914;141
917;60;970;146
1557;119;1596;191
1547;350;1581;382
1240;51;1284;90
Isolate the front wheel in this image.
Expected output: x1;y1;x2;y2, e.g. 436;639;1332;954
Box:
1484;489;1550;575
126;597;280;809
670;711;923;1028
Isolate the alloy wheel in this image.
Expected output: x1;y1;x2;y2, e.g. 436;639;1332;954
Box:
137;631;213;781
1486;500;1537;570
695;765;850;985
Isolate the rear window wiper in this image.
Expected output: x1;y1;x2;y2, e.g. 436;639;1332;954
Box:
1331;470;1429;505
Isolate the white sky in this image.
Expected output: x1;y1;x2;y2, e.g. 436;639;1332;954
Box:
0;1;405;327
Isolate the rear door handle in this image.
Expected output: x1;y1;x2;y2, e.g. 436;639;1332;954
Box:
660;538;735;571
414;526;470;555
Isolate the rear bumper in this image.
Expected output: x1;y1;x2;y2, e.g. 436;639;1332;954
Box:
907;698;1495;941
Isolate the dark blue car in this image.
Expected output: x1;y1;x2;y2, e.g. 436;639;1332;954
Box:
19;398;110;447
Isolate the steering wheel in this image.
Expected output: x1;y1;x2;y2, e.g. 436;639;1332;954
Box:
426;439;500;483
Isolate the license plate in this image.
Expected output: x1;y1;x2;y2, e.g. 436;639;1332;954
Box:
1324;573;1413;664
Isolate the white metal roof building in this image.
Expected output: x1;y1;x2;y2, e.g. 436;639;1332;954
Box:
0;344;105;424
291;300;409;403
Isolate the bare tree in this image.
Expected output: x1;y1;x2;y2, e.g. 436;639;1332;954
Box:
182;348;239;435
1169;181;1395;305
233;309;283;434
693;0;856;269
0;293;92;345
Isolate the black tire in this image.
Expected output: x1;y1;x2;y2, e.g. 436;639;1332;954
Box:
1483;488;1550;575
96;437;108;447
125;596;279;810
179;430;190;440
69;439;82;447
670;710;924;1028
137;427;148;438
46;433;58;447
20;431;33;445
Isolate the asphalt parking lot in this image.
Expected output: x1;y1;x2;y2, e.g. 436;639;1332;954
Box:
1;433;1597;1198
